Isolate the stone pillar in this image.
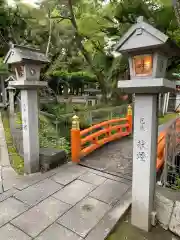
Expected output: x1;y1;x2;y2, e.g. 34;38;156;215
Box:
175;93;180;111
165;92;170;113
21;90;39;173
8;87;15;116
162;93;167;116
131;94;158;232
0;76;5;105
158;94;162;114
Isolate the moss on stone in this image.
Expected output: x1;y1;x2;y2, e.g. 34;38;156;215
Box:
2;112;24;175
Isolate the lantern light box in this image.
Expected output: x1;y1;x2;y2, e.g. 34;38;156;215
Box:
133;55;153;77
115;16;180;94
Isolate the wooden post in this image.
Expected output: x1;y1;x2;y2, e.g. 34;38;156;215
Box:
71;115;81;163
127;105;133;133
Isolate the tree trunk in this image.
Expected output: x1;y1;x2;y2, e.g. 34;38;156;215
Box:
67;0;107;102
46;10;52;57
173;0;180;26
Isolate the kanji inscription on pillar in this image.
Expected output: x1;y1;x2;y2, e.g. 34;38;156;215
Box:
136;117;148;162
22;103;28;131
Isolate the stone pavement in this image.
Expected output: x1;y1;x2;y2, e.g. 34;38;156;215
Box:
81;136;133;181
0;114;19;193
0;163;131;240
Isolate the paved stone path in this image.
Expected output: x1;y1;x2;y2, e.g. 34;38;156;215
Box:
81;136;132;182
0;163;131;240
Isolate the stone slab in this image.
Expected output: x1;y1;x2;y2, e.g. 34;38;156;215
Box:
78;172;107;186
53;180;96;205
0;166;2;193
0;188;19;202
172;235;180;240
0;197;28;227
88;169;132;185
14;179;63;206
35;223;82;240
89;179;129;206
58;197;110;238
0;116;11;167
3;170;56;192
51;164;87;185
155;192;174;230
2;166;18;179
85;190;131;240
0;181;2;194
169;201;180;236
11;196;71;238
0;223;31;240
1;166;19;191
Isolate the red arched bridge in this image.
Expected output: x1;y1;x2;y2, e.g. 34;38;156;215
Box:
71;106;180;182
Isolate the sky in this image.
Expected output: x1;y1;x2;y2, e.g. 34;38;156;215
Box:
7;0;39;6
22;0;37;4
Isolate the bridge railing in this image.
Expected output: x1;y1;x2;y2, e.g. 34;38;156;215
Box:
157;132;166;171
152;118;180;172
71;105;179;175
71;105;133;163
161;117;180;187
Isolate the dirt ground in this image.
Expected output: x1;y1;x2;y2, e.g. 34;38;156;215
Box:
107;212;178;240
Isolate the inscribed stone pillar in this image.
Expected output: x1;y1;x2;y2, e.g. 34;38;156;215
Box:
131;94;158;231
21;90;39;173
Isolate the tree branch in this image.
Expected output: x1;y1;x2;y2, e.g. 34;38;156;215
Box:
46;9;52;57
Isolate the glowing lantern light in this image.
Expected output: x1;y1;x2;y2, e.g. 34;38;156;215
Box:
133;55;153;77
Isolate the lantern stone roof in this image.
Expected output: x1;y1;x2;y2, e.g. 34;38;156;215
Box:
6;86;16;90
5;75;16;82
115;16;180;56
4;44;50;65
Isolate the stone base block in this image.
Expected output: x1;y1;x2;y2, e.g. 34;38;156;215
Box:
155;192;174;230
39;148;68;172
169;201;180;236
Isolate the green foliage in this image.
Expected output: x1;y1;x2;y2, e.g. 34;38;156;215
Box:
15;112;70;154
0;57;8;74
52;70;95;79
52;70;97;84
172;175;180;190
2;112;24;175
158;113;178;125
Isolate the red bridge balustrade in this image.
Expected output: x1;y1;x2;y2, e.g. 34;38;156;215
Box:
71;105;180;173
71;105;132;163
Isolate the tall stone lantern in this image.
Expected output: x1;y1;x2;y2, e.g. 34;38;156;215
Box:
115;16;180;231
4;44;49;174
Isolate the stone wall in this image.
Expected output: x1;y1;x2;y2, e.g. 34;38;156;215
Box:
155;185;180;237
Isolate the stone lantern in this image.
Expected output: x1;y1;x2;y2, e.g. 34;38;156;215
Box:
4;44;49;173
115;16;180;231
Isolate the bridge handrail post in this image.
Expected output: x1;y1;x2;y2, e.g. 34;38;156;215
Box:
71;115;81;163
126;105;133;134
